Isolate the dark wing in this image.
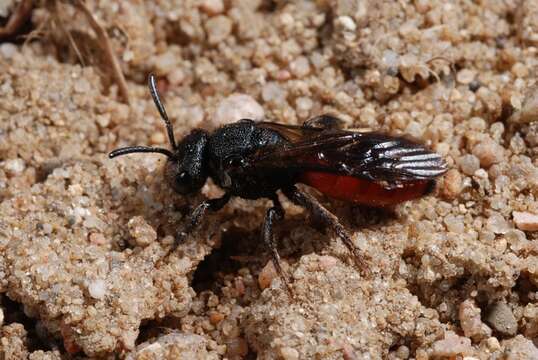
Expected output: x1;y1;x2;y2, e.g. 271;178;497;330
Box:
251;122;447;186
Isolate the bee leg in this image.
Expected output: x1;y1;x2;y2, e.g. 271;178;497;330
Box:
303;114;345;130
261;195;293;295
174;193;231;247
283;186;371;277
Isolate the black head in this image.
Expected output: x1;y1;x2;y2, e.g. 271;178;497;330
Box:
109;74;209;195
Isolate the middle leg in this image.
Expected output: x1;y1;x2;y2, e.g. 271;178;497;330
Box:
261;194;293;292
283;186;371;276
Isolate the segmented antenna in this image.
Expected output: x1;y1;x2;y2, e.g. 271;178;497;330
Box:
108;146;174;159
149;74;177;150
108;74;178;159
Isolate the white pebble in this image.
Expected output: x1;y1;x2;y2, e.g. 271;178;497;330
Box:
289;56;310;78
456;69;476;85
486;213;511;234
168;68;185;86
431;331;473;357
382;50;400;68
262;82;286;103
3;158;25;176
88;279;107;300
444;214;465;233
154;51;179;75
280;347;299;360
213;94;264;126
336;15;357;32
205;15;233;45
296;97;313;111
0;43;17;59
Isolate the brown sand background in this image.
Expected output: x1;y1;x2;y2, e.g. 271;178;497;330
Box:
1;0;538;358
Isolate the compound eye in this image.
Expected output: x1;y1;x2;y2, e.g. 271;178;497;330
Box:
175;171;192;189
227;156;245;168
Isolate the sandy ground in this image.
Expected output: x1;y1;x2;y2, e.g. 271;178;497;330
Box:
0;0;538;359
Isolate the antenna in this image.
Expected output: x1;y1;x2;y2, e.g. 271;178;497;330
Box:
148;74;177;150
108;74;179;160
108;146;174;159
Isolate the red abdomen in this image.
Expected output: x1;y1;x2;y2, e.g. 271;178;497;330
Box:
300;171;433;207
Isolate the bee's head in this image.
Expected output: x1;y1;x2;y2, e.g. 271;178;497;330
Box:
163;129;208;194
109;74;209;195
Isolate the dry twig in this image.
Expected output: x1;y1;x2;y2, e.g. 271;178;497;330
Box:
0;0;34;40
73;0;130;104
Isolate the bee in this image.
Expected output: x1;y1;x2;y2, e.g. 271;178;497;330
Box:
110;75;447;286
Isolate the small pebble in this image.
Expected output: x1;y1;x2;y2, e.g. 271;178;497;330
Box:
280;347;299;360
88;279;107;300
199;0;224;15
394;345;410;359
205;15;233;45
382;50;400;69
472;139;504;168
318;255;338;271
209;311;224;325
289;56;310;78
442;169;462;199
485;302;518;336
0;43;17;59
511;62;529;78
258;261;277;290
502;335;538;359
511;90;538;124
127;216;157;247
458;154;480;176
486;213;511;234
262;82;286;103
74;79;91;94
296;97;313;112
213;94;264;126
512;211;538;231
42;223;53;235
88;232;107;246
336;15;357;32
167;68;186;86
444;214;465;233
486;337;501;352
154;51;179;75
456;69;476;84
469;80;481;92
431;331;473;356
150;131;165;145
3;158;25;176
459;299;492;340
226;337;248;358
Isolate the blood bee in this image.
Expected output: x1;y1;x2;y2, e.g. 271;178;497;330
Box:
110;75;447;285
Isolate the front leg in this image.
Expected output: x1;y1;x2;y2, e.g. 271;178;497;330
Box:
175;193;231;246
282;186;371;276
